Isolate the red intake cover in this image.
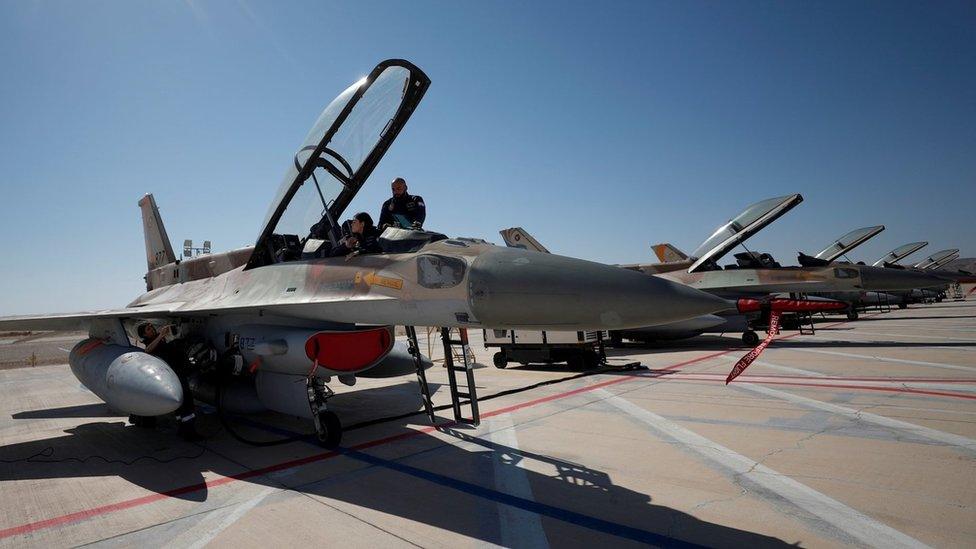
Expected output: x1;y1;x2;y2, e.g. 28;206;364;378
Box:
304;327;394;373
737;297;848;313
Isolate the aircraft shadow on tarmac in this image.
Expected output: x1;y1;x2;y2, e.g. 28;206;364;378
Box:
0;383;799;547
12;403;119;419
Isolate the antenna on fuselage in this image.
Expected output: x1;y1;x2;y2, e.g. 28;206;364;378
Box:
181;239;213;259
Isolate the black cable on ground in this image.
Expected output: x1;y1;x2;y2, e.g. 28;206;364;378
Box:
214;371;316;447
213;361;646;446
344;361;646;432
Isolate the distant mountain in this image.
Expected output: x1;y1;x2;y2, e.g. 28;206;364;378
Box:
942;257;976;273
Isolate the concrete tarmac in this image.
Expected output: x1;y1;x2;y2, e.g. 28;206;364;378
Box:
1;302;974;547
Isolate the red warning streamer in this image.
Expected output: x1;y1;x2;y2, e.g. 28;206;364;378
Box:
726;310;781;384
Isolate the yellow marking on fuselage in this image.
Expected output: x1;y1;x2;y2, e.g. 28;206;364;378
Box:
355;271;403;291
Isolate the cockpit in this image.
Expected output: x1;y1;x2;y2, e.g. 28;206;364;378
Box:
687;194;803;273
245;60;431;270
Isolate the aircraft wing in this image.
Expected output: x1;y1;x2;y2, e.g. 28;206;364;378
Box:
0;304;180;332
0;294;398;332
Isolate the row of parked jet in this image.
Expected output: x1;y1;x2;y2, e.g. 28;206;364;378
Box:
0;60;970;446
501;193;972;346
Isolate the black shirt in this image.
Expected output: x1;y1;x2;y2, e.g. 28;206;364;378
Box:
379;193;426;228
329;225;382;256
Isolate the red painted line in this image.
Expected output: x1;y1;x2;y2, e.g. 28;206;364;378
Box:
0;311;885;539
0;347;736;539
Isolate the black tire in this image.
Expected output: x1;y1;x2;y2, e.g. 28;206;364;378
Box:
129;415;157;428
583;350;602;370
898;303;907;309
847;310;859;321
609;332;623;346
566;353;586;370
742;331;760;346
492;351;508;369
316;410;342;448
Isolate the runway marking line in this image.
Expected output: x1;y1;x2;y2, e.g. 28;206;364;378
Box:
0;311;891;540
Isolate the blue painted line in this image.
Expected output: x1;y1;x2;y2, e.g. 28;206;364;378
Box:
223;412;705;548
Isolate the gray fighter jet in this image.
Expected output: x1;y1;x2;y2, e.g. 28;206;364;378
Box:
503;195;942;343
0;60;727;446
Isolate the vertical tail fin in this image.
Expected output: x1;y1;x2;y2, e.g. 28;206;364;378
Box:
138;194;176;271
651;243;688;263
499;227;551;253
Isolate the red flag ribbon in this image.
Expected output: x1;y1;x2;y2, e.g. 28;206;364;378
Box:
726;310;781;384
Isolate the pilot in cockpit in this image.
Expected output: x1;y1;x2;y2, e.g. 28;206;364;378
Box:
329;212;382;257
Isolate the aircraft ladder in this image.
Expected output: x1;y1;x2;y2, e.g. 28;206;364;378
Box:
440;327;480;426
405;326;435;422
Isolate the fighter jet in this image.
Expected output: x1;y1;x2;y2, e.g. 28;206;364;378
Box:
0;60;728;446
502;194;942;343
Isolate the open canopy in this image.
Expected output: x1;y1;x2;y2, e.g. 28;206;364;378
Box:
688;194;802;273
872;242;928;267
814;225;885;262
927;252;961;270
915;249;960;269
246;60;431;269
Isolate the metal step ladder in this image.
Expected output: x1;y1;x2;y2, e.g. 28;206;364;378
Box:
791;293;816;336
440;327;480;426
405;326;435;422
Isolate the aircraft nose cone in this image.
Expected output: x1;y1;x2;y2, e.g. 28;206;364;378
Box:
468;248;729;330
106;353;184;416
860;266;945;291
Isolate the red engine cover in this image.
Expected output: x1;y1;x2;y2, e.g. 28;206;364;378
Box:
304;327;394;373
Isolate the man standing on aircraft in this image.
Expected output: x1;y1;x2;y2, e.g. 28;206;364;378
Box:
379;177;425;229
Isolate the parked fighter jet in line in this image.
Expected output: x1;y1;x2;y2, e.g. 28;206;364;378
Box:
0;60;729;446
502;194;944;344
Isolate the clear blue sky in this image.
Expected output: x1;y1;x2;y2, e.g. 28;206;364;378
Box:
1;1;973;314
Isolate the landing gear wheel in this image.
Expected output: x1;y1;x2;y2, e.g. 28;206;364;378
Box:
316;411;342;448
492;351;508;369
847;310;859;321
583;350;602;370
178;416;203;441
898;303;907;309
129;415;157;428
742;331;760;346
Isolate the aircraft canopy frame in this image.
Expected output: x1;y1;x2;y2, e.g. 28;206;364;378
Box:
872;241;928;267
688;194;803;273
814;225;885;262
246;59;431;270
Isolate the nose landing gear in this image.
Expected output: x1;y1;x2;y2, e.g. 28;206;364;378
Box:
306;373;341;448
